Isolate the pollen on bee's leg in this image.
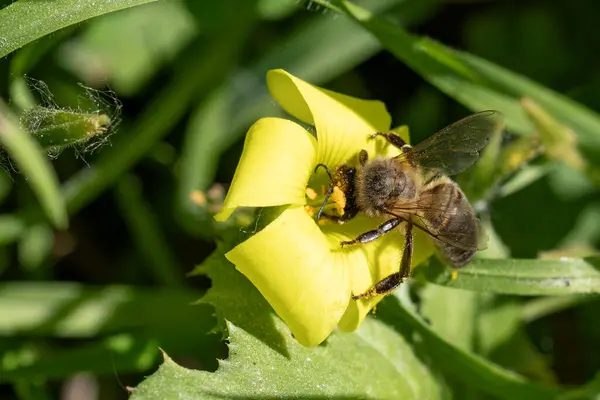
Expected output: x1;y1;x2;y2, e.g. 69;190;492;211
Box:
304;205;316;217
305;187;318;201
451;270;459;280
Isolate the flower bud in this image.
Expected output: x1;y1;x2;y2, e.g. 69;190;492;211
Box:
20;106;110;150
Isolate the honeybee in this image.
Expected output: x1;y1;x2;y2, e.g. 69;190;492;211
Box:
315;110;504;300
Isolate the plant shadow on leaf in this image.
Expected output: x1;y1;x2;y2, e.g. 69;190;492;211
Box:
195;251;291;358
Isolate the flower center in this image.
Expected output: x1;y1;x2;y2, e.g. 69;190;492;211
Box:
304;182;347;223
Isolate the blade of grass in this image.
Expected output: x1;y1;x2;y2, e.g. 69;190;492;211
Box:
0;0;160;58
328;0;600;160
0;282;212;337
521;295;597;322
418;257;600;295
0;101;67;229
0;334;158;382
0;215;26;245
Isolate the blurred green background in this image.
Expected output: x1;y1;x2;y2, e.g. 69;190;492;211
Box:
0;0;599;398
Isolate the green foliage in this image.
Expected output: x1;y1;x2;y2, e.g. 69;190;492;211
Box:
133;253;445;399
0;0;160;58
0;102;67;229
0;0;599;398
420;257;600;295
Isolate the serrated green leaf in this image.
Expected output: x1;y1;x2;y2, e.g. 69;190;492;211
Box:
418;257;600;295
132;317;445;400
0;0;160;58
132;252;445;399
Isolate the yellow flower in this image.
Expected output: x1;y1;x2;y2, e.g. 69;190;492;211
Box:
215;69;434;347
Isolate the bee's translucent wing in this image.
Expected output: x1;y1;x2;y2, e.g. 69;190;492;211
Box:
387;179;485;252
398;110;504;176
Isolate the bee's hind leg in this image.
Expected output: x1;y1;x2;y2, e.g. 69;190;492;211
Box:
352;221;413;300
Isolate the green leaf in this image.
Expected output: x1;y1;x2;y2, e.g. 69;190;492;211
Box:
132;252;445;399
0;215;26;246
418;257;600;295
0;0;160;58
0;101;67;229
419;284;480;351
0;282;224;381
521;295;596;323
58;1;197;95
0;334;160;382
377;288;562;400
333;0;600;162
0;282;212;338
132;318;445;400
17;223;53;272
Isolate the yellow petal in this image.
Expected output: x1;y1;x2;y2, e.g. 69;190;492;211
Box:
323;217;434;332
225;206;352;347
266;69;391;168
215;118;317;222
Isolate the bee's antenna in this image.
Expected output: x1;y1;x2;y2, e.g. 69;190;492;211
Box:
314;163;334;221
317;185;334;221
314;163;332;180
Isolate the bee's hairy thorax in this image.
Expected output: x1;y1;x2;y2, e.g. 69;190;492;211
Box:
355;157;419;219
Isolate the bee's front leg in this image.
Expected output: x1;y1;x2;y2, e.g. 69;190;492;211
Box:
340;217;402;247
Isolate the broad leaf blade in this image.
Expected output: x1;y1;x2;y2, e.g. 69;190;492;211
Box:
132;318;443;400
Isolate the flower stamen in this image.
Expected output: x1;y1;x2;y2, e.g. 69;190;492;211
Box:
305;187;318;201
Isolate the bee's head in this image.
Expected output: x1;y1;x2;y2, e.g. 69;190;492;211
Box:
314;164;357;221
